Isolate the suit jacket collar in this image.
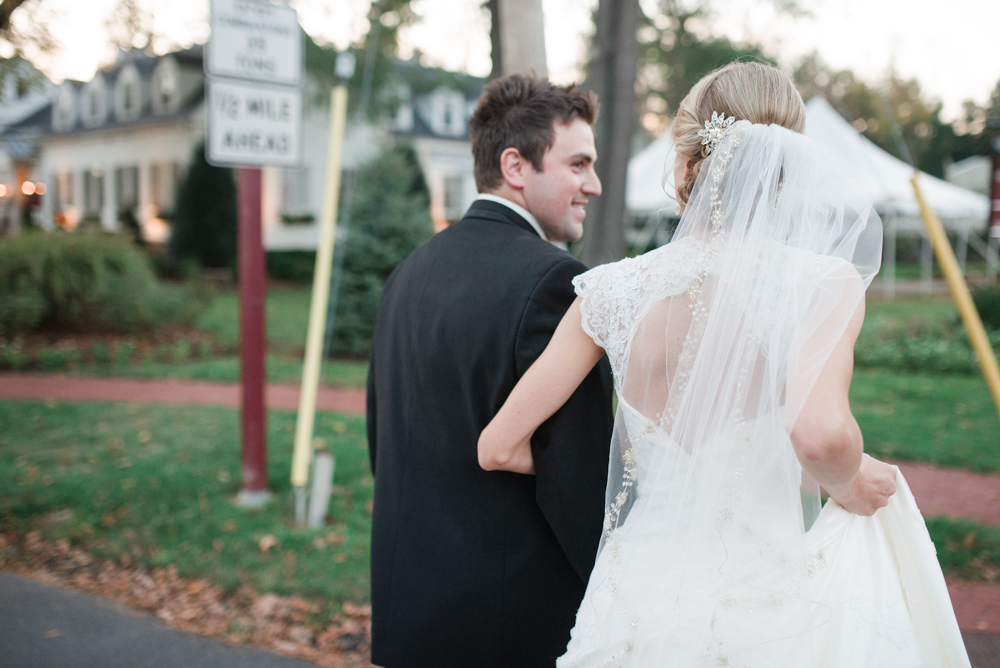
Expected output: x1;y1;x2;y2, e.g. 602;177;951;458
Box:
462;199;541;239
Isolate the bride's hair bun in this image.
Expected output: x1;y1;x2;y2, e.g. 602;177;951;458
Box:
671;62;806;209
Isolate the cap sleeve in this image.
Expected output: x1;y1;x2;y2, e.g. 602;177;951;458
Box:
572;261;633;374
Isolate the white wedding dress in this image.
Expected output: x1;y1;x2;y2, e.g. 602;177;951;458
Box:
557;122;971;668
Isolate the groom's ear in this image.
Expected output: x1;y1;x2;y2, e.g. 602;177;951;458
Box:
499;147;529;190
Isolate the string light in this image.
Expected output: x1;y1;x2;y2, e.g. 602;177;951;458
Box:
21;182;35;195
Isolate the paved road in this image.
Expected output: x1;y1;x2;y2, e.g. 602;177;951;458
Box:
0;573;319;668
1;571;998;666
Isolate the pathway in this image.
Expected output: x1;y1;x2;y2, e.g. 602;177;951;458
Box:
0;372;365;414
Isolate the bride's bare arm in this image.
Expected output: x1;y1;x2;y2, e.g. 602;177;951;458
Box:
790;297;896;516
479;297;605;474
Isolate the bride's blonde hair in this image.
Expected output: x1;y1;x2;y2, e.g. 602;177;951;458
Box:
671;61;806;208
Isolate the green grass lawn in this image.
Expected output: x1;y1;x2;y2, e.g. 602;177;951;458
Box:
0;401;373;609
863;294;958;329
196;287;313;355
850;369;1000;473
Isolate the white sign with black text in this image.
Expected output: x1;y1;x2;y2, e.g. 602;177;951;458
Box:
207;78;302;167
207;0;302;85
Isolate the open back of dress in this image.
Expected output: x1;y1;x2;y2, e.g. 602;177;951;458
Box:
561;122;969;667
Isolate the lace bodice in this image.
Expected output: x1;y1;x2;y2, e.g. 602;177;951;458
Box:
573;237;704;380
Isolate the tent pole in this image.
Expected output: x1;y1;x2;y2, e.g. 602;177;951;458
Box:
920;232;933;295
912;173;1000;419
882;215;896;300
956;229;969;277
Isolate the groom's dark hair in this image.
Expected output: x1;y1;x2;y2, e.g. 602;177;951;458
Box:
469;73;598;192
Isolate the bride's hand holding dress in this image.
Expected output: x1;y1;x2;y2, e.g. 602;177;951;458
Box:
479;295;896;521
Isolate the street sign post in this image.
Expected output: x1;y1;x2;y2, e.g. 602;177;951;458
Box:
207;79;302;167
206;0;303;507
207;0;302;86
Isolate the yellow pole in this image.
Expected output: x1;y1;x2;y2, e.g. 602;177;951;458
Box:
911;172;1000;419
291;84;349;519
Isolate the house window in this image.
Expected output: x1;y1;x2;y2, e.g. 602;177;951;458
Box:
281;167;310;215
444;175;464;221
115;166;139;211
123;82;136;115
83;169;104;216
54;172;74;209
150;162;178;214
55;87;75;130
154;62;178;114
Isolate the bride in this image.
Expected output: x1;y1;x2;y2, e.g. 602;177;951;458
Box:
479;62;971;667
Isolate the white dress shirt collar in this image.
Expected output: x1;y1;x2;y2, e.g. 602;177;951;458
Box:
475;194;567;250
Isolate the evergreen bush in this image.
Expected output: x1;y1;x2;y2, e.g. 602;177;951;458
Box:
328;145;432;355
267;251;316;283
0;231;203;335
170;141;238;269
972;285;1000;331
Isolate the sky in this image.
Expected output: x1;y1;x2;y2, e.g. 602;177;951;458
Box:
23;0;1000;122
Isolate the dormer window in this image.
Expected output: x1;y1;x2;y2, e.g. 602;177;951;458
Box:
124;83;136;112
81;76;108;127
114;64;142;121
425;88;467;137
152;57;180;115
389;84;414;132
53;84;77;131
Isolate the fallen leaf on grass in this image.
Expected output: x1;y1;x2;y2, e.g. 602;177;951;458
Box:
258;534;278;554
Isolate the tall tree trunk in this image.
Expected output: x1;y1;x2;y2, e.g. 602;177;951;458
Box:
488;0;502;79
495;0;547;77
578;0;639;266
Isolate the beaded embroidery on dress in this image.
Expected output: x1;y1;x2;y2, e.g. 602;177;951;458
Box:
559;122;970;668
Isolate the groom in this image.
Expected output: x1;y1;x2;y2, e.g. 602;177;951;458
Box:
366;74;614;667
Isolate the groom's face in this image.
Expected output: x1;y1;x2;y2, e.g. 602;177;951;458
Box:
522;118;602;243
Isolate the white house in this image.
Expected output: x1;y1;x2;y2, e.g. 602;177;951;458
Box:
2;46;485;248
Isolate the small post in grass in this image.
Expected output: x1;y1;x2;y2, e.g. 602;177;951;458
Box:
291;53;355;525
911;172;1000;420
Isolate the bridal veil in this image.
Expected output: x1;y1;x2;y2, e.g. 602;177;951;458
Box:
563;120;969;667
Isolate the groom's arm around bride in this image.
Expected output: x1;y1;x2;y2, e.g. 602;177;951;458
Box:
365;75;614;668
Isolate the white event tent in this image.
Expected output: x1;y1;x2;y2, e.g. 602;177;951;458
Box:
625;97;995;291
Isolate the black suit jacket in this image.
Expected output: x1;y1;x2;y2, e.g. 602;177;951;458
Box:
366;200;614;667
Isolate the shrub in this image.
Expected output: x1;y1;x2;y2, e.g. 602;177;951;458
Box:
170;141;237;269
0;231;204;335
0;286;46;334
972;285;1000;331
267;251;316;283
327;145;433;355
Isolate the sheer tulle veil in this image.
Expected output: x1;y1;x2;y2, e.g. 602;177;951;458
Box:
564;120;884;665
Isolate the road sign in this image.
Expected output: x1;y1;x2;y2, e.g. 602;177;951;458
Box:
207;78;302;167
207;0;302;85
